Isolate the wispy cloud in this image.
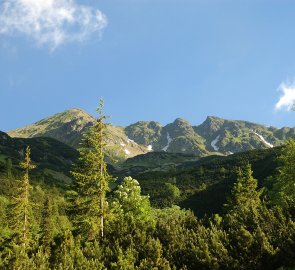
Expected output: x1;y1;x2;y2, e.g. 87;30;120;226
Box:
0;0;108;50
275;81;295;111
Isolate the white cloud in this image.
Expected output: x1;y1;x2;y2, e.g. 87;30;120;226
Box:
275;82;295;111
0;0;108;50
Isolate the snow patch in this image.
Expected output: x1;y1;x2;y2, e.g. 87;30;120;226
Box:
253;132;274;148
147;145;153;151
124;149;130;155
211;135;220;151
162;132;172;152
120;143;126;147
127;139;137;145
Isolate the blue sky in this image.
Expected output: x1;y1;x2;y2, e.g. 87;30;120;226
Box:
0;0;295;131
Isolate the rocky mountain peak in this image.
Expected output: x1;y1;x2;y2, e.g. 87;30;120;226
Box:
195;116;224;137
168;118;194;133
172;118;190;126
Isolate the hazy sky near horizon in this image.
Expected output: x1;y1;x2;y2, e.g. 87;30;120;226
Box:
0;0;295;131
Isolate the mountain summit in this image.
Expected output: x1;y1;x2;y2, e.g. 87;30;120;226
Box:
8;109;148;161
8;108;95;147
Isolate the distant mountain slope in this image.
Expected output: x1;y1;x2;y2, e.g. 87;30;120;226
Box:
0;131;79;187
125;118;210;156
8;108;95;147
7;108;295;160
125;116;294;155
194;116;295;153
8;109;149;161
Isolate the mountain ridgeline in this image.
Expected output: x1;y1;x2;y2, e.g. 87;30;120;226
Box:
7;108;295;161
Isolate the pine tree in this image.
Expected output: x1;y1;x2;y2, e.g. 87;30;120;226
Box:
9;146;35;250
224;164;262;227
224;164;276;269
69;99;112;240
271;139;295;208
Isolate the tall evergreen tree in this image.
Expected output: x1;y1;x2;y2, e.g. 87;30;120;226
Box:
224;164;262;227
69;99;112;240
224;165;276;269
9;146;36;250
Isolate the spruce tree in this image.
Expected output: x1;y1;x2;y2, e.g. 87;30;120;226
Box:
224;164;276;269
69;99;112;240
224;164;262;227
9;146;35;250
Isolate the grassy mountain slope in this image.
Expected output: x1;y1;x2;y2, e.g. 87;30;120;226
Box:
8;108;94;147
8;109;149;161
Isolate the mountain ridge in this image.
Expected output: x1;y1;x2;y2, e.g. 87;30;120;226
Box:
7;108;295;161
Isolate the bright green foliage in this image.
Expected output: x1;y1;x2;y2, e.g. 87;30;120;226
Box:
109;176;154;250
31;246;50;270
51;232;105;270
224;165;277;269
112;176;152;224
163;183;180;206
271;139;295;208
80;240;105;269
154;207;231;269
51;230;76;269
110;247;137;269
106;177;157;268
69;99;112;240
225;164;262;227
3;244;35;270
154;207;197;269
258;205;295;267
137;237;171;269
9;146;36;250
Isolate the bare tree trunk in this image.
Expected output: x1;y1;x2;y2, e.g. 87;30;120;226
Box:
23;199;27;248
100;120;104;239
100;193;104;238
23;166;29;249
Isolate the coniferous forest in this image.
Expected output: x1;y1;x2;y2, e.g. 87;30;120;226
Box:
0;102;295;270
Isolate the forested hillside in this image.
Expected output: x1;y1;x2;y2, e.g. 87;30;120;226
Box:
115;147;281;216
0;106;294;269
